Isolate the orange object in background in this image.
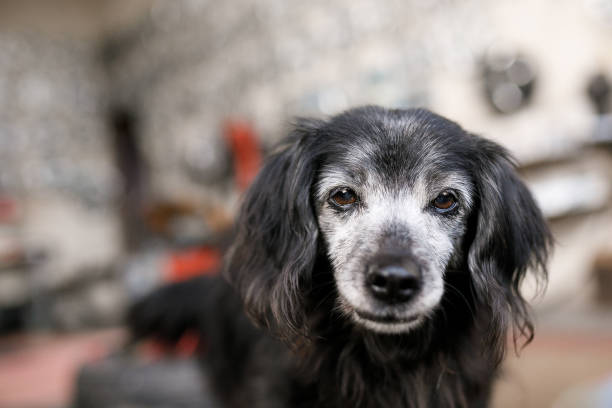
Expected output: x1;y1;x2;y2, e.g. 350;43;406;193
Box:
152;247;219;357
224;120;262;191
137;330;201;359
163;247;221;283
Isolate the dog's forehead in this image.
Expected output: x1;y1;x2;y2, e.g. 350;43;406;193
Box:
319;109;474;190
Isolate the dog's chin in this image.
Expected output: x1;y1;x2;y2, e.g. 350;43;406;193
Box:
352;310;425;334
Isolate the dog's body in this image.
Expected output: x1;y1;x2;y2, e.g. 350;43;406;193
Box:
130;107;551;408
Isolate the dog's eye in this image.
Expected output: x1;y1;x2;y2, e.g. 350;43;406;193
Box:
432;191;457;212
330;188;358;207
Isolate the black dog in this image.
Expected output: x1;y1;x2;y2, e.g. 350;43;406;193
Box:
129;106;551;408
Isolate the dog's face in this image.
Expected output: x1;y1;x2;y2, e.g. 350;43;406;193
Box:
225;106;550;342
315;147;474;333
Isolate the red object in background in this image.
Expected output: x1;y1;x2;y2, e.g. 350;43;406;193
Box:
137;330;201;359
154;246;218;357
144;247;219;358
0;197;17;223
224;120;262;191
163;247;221;283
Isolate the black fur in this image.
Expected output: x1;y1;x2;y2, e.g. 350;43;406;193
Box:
129;106;551;408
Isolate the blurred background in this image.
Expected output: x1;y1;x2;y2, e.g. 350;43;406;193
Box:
0;0;611;407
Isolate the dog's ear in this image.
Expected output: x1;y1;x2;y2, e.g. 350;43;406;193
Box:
224;118;325;339
467;137;552;344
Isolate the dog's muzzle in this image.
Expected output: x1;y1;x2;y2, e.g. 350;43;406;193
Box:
366;252;422;304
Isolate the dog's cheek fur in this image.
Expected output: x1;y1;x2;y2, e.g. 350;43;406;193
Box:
223;118;326;339
467;135;552;348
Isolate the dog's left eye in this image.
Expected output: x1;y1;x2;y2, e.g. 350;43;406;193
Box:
432;191;458;212
330;188;358;207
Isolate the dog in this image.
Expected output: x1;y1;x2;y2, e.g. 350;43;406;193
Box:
129;106;552;408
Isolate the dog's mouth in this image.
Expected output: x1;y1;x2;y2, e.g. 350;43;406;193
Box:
336;293;428;333
351;309;424;333
354;310;419;324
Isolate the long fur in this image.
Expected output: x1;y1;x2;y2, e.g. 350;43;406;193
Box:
129;106;552;408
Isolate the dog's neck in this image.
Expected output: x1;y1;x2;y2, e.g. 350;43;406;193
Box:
292;269;503;408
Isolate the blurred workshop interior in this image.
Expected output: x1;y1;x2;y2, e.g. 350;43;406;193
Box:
0;0;612;407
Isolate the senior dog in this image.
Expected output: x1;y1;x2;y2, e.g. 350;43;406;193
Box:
129;106;551;408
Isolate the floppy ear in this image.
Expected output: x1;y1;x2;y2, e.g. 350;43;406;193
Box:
223;118;325;339
467;137;552;344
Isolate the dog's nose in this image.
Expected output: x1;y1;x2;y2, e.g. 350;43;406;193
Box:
367;263;421;303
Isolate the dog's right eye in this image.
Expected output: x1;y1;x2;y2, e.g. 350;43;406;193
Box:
330;188;358;207
432;191;458;213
